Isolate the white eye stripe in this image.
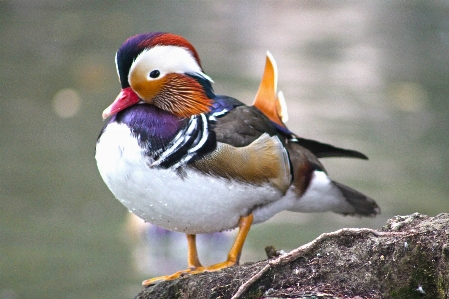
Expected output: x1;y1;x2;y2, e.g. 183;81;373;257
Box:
130;45;209;80
115;52;120;82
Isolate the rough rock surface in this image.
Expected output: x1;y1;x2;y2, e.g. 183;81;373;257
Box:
135;213;449;299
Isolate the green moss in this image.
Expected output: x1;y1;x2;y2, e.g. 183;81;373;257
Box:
436;271;449;298
388;244;440;298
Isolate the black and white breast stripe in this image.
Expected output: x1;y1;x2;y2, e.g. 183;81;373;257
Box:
148;113;215;169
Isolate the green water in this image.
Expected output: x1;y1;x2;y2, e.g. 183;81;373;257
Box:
1;1;448;298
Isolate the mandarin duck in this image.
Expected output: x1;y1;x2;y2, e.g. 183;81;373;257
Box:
95;32;379;286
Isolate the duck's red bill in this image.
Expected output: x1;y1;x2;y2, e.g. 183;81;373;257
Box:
102;87;140;119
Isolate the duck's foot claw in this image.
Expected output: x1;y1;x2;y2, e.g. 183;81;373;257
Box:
142;269;190;286
142;261;236;286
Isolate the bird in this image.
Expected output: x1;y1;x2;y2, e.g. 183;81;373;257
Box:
95;32;379;286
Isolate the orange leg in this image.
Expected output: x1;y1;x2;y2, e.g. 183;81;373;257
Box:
142;214;254;286
198;213;253;270
187;234;202;268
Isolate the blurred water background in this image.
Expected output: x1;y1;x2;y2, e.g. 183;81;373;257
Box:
1;1;448;298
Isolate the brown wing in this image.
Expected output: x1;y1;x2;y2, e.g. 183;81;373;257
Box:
192;133;291;194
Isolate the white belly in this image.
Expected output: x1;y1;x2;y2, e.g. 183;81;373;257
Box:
96;122;283;234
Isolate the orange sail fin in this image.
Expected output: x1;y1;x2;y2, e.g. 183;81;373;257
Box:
252;51;288;128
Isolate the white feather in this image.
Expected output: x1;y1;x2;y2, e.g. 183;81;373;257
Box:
96;122;282;234
129;45;212;82
287;170;354;213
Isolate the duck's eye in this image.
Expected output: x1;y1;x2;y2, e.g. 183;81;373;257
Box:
149;70;160;78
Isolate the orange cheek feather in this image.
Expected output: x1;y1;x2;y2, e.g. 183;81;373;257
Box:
156;74;212;117
129;65;166;102
129;68;212;117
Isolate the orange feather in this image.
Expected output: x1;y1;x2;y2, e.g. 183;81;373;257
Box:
252;52;288;128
